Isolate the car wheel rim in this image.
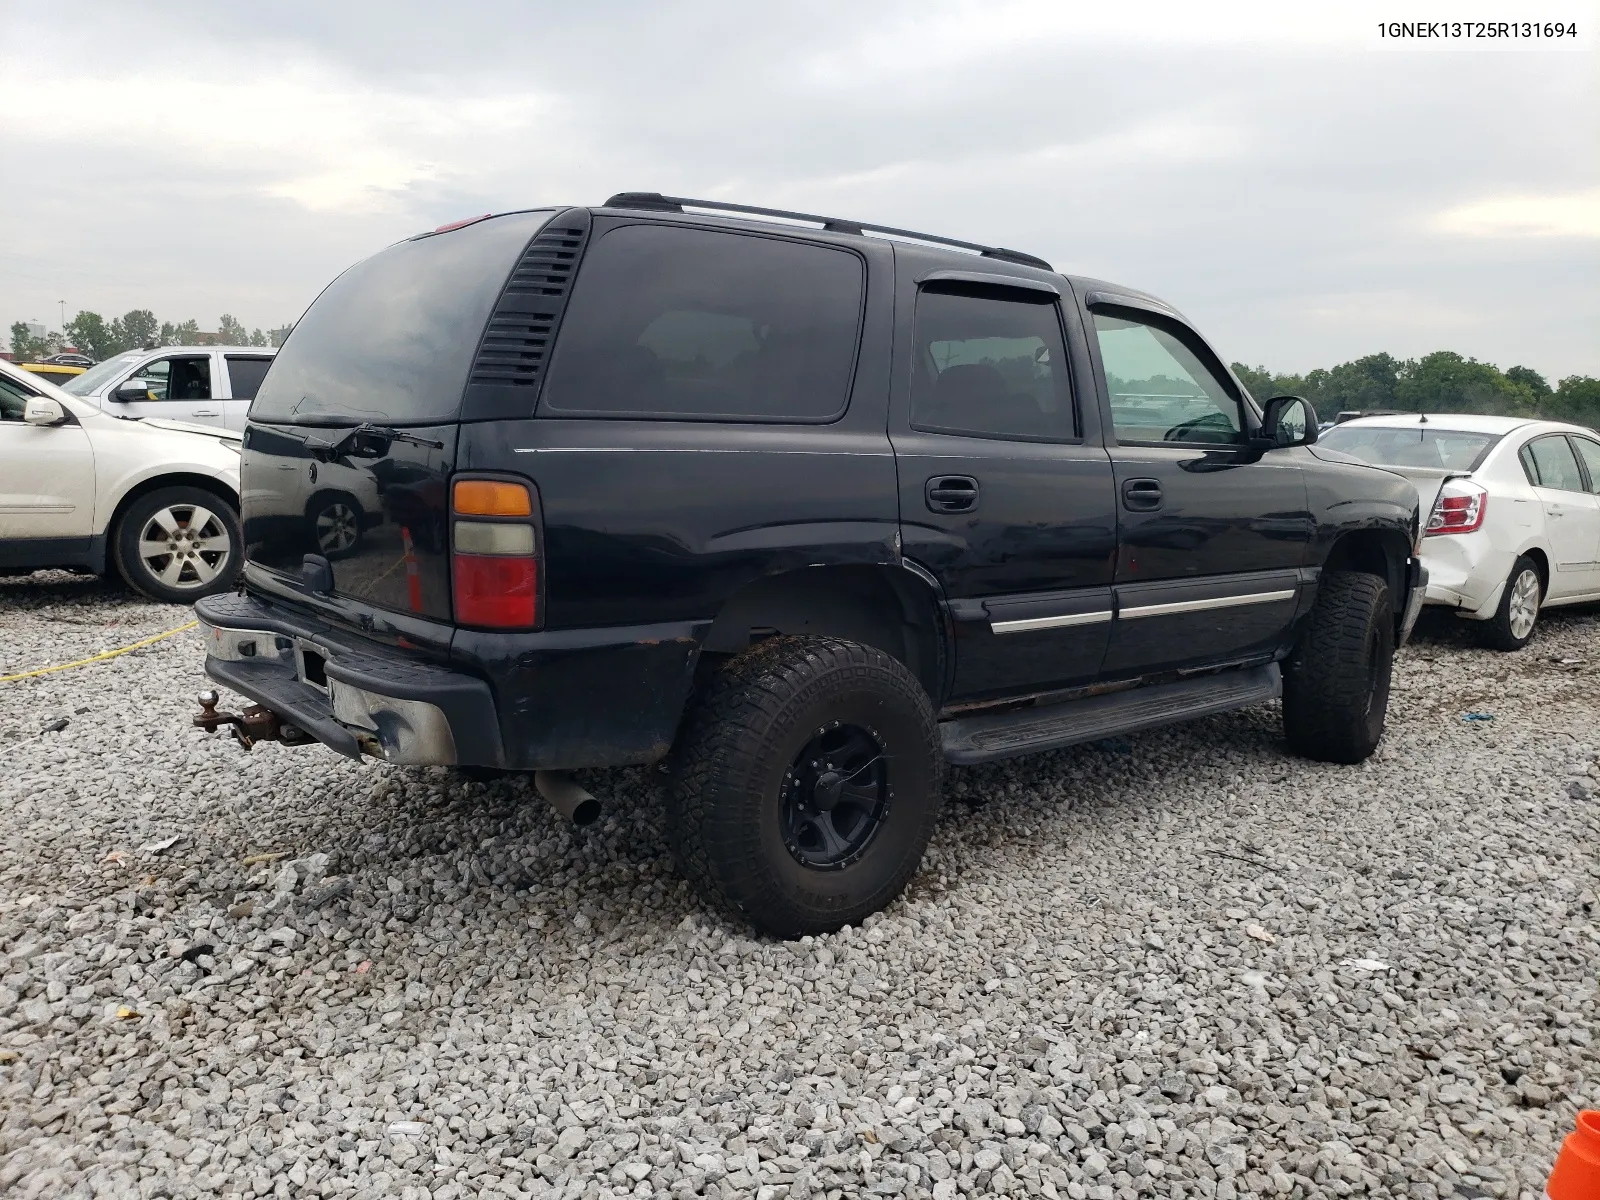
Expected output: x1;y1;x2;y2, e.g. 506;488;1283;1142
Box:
1508;568;1540;640
316;503;359;553
137;504;231;591
780;721;891;870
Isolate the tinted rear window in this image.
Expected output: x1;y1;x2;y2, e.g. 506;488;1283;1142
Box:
540;224;863;421
225;356;273;401
912;288;1075;440
250;211;552;426
1318;425;1500;471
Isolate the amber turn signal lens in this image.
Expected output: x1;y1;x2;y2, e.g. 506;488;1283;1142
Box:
453;480;532;517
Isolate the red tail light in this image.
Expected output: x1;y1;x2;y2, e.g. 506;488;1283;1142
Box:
451;478;541;629
1426;478;1488;536
454;554;537;627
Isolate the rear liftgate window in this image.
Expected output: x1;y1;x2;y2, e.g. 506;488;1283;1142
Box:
539;224;864;421
250;211;553;426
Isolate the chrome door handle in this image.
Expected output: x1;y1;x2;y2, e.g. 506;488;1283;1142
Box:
190;409;220;417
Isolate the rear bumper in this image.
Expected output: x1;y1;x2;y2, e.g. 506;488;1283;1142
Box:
1419;533;1515;619
195;592;503;767
194;589;706;769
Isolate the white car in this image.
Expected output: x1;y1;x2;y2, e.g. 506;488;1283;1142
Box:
1318;413;1600;649
59;345;275;432
0;358;245;603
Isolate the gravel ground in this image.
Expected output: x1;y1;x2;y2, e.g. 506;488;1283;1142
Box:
1;572;1596;1200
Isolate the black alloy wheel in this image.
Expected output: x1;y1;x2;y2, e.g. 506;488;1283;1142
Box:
779;721;891;870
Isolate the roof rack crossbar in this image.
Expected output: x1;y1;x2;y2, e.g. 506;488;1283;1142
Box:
602;192;1052;271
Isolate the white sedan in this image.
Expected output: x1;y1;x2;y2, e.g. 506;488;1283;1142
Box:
0;357;244;603
1318;413;1600;649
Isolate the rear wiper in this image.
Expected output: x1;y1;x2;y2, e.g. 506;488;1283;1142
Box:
302;423;445;458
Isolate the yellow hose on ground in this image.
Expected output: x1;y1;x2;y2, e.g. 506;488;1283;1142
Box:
0;620;198;683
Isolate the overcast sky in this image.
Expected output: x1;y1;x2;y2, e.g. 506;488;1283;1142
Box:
2;0;1596;378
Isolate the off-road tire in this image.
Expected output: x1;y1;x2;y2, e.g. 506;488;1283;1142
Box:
1475;555;1542;652
112;486;242;604
668;636;942;937
1282;571;1393;764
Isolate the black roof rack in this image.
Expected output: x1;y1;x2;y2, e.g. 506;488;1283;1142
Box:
602;192;1052;272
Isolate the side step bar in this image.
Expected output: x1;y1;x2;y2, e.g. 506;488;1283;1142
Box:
940;664;1281;765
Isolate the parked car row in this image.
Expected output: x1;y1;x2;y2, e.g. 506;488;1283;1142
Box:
0;359;243;602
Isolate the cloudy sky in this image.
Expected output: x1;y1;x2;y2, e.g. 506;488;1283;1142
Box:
2;0;1596;378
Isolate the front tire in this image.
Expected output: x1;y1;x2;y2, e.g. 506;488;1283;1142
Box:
1476;556;1541;652
1282;571;1394;764
668;636;942;938
112;486;241;603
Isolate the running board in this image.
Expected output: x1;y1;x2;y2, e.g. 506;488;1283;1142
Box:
940;664;1281;765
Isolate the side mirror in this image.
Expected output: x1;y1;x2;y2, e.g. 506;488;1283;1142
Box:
1258;395;1318;448
23;397;68;426
114;380;151;402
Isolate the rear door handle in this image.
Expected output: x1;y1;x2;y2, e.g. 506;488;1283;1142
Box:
1122;478;1162;511
189;409;219;417
926;475;979;514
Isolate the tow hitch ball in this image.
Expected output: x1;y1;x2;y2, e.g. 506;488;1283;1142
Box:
193;690;312;751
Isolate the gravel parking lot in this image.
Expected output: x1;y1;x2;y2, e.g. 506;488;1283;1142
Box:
1;575;1596;1200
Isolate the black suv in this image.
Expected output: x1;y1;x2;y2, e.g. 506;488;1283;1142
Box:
193;194;1425;937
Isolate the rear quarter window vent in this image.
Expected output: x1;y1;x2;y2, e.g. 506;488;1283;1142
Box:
461;209;593;421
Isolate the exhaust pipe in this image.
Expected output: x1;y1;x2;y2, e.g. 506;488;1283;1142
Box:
534;770;602;826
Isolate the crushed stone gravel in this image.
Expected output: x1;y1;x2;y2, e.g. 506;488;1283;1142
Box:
1;571;1596;1200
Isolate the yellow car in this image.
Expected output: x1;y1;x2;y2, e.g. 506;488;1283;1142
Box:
19;363;87;386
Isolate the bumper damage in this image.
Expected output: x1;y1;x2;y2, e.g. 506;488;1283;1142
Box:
192;593;503;767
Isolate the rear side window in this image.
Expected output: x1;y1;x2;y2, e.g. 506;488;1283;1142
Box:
250;211;552;426
910;288;1074;440
225;356;272;402
540;224;864;421
1523;435;1585;492
1572;436;1600;494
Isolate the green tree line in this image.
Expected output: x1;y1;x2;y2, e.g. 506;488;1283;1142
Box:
9;310;275;361
1232;351;1600;430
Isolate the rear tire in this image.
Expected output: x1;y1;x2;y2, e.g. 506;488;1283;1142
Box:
1475;556;1541;652
112;486;241;604
668;636;942;938
1282;571;1393;764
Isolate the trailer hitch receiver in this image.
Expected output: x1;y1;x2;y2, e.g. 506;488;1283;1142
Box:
193;690;313;751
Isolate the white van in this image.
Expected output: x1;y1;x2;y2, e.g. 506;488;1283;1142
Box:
60;346;275;432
